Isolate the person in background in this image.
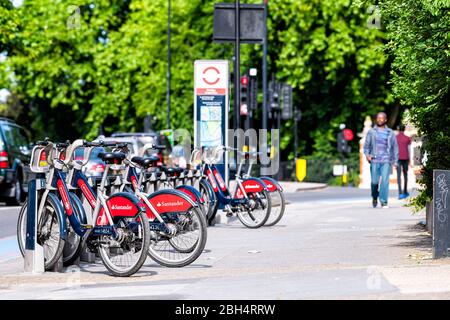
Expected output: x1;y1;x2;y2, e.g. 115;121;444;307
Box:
396;124;412;199
364;112;399;209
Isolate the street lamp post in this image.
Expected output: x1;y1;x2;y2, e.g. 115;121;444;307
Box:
234;0;240;133
261;0;268;175
167;0;171;130
262;0;268;133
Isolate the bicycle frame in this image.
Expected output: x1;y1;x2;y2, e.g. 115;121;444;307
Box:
62;143;145;238
203;161;268;205
35;166;68;241
120;163;201;234
244;158;283;193
120;157;205;205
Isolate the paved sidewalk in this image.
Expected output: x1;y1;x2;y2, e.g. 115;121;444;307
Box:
278;181;327;192
0;195;448;299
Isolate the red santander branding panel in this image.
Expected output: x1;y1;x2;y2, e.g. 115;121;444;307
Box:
57;180;73;216
96;208;109;226
243;180;264;193
130;175;139;190
177;187;197;203
213;169;227;191
77;179;97;208
207;169;218;192
148;193;192;214
261;179;277;192
235;180;264;199
107;196;140;218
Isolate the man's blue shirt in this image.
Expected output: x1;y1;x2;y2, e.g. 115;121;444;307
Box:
372;127;390;163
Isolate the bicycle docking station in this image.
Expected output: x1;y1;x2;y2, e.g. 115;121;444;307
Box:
24;178;45;273
24;177;65;273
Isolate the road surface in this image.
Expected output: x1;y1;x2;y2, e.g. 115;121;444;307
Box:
1;187;447;300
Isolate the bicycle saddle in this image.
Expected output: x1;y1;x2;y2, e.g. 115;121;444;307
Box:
98;152;126;164
160;166;184;176
131;155;159;168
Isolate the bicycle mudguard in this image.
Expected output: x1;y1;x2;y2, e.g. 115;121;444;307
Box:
175;185;205;204
234;177;268;199
69;192;87;224
145;189;197;217
260;176;282;192
105;192;145;219
47;192;68;241
200;178;216;206
66;192;88;236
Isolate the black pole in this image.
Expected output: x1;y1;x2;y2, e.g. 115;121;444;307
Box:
294;108;298;159
234;0;240;133
262;0;268;134
260;0;268;175
166;0;171;130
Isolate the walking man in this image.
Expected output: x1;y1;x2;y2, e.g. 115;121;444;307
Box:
396;124;411;199
364;112;399;208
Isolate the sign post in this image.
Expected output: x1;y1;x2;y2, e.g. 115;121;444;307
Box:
433;169;450;258
194;60;229;183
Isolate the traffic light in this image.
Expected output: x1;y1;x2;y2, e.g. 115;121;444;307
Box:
337;125;353;154
240;75;249;116
249;69;258;111
269;82;280;111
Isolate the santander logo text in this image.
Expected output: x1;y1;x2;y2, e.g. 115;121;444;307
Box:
245;184;261;189
156;201;185;207
112;204;133;210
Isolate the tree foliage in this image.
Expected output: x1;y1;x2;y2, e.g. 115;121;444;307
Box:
1;0;398;159
380;0;450;209
266;0;396;157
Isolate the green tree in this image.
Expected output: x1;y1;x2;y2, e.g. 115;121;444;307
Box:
85;0;233;139
380;0;450;209
0;0;18;52
1;0;400;164
266;0;397;158
1;0;138;139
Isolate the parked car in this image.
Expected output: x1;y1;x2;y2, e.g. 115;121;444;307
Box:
110;132;161;155
97;133;163;162
0;118;32;205
74;147;106;178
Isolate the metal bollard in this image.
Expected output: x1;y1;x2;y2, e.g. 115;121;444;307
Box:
24;179;45;273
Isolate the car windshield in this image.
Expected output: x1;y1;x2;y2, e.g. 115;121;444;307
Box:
90;147;105;160
74;147;105;160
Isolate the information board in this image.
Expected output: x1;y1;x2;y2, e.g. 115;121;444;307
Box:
194;60;229;182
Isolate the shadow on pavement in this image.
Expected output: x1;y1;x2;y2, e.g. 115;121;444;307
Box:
389;223;432;249
145;263;212;269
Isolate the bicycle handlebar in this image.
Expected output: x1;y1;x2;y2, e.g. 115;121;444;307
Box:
35;137;50;147
56;140;70;150
65;140;132;166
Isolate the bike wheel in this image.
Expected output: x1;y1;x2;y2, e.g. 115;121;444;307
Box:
199;180;214;221
148;206;207;267
98;211;150;277
168;207;207;253
237;190;271;229
40;196;66;270
264;189;285;226
17;201;27;258
17;197;66;269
